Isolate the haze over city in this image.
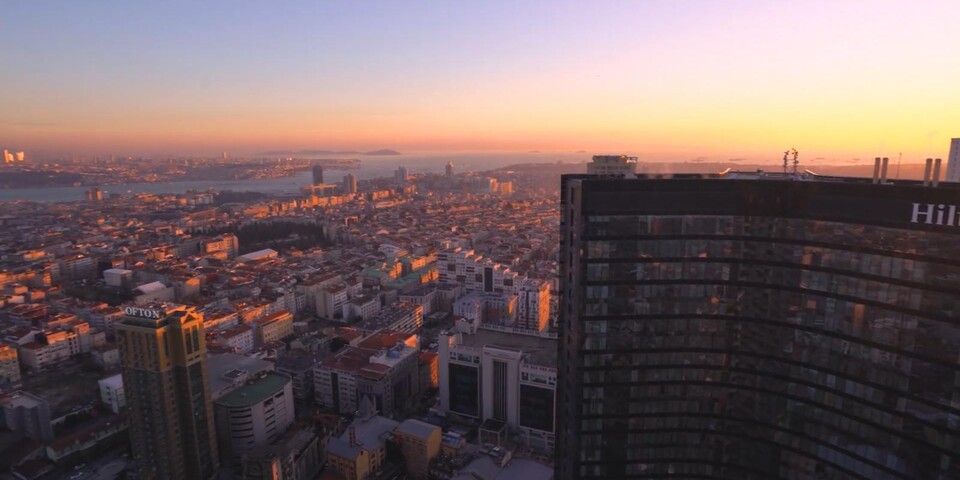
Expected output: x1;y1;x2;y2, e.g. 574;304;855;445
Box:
3;3;960;480
3;1;960;161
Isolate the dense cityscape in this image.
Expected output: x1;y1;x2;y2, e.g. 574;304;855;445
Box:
4;2;960;479
0;155;570;480
1;145;959;479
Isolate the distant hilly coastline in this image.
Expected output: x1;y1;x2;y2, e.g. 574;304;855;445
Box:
258;149;401;156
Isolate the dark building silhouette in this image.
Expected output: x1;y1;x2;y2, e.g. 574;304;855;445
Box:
118;305;218;479
312;165;324;185
557;172;960;480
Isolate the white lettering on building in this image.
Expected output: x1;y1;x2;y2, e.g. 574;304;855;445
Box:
911;203;959;226
124;307;162;319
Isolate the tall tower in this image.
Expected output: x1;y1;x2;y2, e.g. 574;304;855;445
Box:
396;165;409;183
557;173;960;479
946;138;960;182
312;165;324;185
445;161;454;177
343;173;358;194
117;305;218;479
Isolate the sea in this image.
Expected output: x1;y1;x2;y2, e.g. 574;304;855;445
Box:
0;153;588;203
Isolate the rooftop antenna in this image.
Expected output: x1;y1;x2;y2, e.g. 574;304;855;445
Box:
791;148;799;174
782;150;790;173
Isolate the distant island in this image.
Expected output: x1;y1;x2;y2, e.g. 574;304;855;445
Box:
258;149;401;156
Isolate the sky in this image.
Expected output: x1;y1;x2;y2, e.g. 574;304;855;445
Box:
2;1;959;162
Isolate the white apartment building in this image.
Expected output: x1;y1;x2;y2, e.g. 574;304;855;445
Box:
437;248;521;296
19;321;93;371
98;373;126;413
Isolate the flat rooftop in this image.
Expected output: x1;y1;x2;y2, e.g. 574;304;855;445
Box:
0;391;46;409
208;353;274;397
215;372;290;408
458;328;556;367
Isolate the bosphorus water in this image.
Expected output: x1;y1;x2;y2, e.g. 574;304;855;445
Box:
0;153;588;202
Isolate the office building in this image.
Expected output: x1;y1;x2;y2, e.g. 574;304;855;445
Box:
445;161;454;177
312;165;324;185
117;305;218;479
214;371;295;467
947;138;960;182
396;165;409;183
586;154;637;176
343;172;358;194
208;352;275;400
437;326;557;453
557;172;960;479
394;419;441;479
86;187;103;202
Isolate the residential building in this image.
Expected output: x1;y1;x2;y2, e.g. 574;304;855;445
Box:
355;302;423;335
213;323;255;354
98;374;125;413
437;248;521;296
0;343;20;386
275;351;320;402
557;173;960;479
253;310;294;347
517;279;550;333
394;419;441;479
239;427;325;480
315;330;421;417
117;305;218;479
0;390;53;442
325;403;399;480
18;321;93;371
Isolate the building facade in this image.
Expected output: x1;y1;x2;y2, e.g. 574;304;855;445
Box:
98;373;126;413
0;342;20;386
117;305;218;479
214;372;295;467
517;279;551;333
557;174;960;479
437;248;521;296
438;327;557;453
394;419;441;479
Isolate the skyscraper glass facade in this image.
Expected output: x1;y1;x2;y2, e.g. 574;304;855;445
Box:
557;175;960;480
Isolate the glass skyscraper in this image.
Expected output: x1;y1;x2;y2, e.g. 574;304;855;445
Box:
557;173;960;479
